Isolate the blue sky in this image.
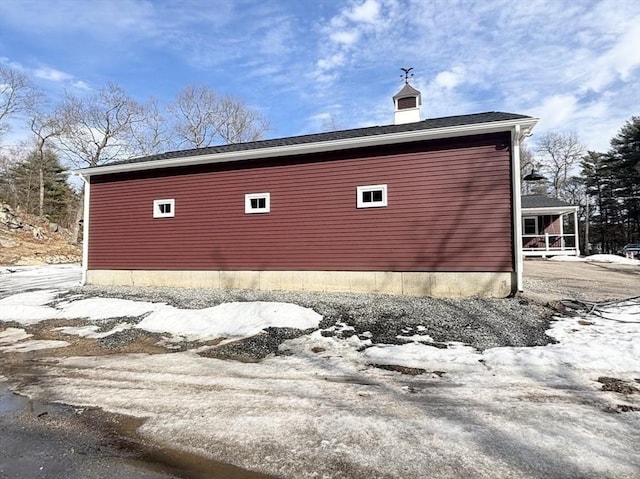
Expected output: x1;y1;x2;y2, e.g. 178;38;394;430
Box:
1;0;639;153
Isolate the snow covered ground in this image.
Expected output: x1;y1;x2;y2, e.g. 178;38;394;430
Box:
0;266;639;478
551;253;640;265
0;264;81;298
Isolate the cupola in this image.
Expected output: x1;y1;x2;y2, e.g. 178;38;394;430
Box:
393;67;422;125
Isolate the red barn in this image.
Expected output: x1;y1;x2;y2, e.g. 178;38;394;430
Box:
75;85;538;297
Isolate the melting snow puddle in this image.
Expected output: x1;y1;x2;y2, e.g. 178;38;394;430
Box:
0;378;277;479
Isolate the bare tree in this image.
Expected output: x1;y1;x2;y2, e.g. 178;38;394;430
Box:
56;83;144;243
0;65;40;138
29;108;64;216
216;95;269;144
127;97;173;157
534;131;585;198
57;82;143;167
320;113;343;132
168;85;268;148
168;85;220;149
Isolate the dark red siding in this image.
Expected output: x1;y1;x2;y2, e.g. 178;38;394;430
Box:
88;133;515;272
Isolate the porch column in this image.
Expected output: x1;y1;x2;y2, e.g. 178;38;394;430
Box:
573;208;580;256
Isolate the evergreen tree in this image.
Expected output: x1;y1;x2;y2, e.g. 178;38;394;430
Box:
2;149;76;226
581;117;640;253
608;116;640;244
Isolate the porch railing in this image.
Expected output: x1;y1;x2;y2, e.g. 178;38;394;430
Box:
522;233;578;255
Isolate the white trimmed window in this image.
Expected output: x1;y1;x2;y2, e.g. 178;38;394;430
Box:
245;193;270;214
153;199;175;218
357;184;387;208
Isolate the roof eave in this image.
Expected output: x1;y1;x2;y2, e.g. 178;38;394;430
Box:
522;206;579;215
74;117;539;177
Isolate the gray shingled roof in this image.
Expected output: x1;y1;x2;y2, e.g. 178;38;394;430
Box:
393;83;421;100
106;111;532;168
521;195;574;208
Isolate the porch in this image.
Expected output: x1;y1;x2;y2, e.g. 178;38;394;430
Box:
521;195;580;257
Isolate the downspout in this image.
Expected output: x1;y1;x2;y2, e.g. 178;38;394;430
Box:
511;125;524;293
79;174;90;286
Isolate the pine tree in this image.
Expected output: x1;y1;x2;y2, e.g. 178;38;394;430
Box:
2;149;76;226
608;117;640;244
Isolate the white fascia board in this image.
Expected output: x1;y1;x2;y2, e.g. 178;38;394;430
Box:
522;206;579;215
74;117;539;177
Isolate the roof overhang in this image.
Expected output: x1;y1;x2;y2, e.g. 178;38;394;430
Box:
74;117;539;177
522;205;579;216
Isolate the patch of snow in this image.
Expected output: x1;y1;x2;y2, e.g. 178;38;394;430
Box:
395;333;435;343
54;323;133;339
0;290;321;342
0;327;32;345
550;255;585;262
136;301;322;341
0;290;61;324
0;339;69;352
56;297;160;320
0;264;81;295
364;342;484;371
585;254;640;265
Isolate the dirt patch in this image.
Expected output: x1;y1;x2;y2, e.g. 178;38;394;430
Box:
0;205;81;266
597;376;640;395
523;259;639;304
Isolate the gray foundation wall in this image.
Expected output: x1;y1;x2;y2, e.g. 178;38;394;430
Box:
86;270;516;298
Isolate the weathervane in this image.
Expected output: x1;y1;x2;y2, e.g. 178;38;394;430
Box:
400;67;414;84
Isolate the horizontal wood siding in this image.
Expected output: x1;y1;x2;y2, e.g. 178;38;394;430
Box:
88;133;514;272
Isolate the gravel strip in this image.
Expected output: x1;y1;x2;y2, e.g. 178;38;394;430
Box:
65;285;555;359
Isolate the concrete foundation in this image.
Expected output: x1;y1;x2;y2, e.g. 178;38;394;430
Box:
86;269;516;298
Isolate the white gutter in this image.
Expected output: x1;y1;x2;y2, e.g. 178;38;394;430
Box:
74;117;539;177
511;124;524;293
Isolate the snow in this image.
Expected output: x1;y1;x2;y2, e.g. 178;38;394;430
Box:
551;254;640;265
0;264;81;295
0;327;32;345
1;268;639;477
0;327;69;352
550;255;586;262
0;290;62;324
366;299;640;378
136;301;322;341
13;296;639;478
0;290;322;342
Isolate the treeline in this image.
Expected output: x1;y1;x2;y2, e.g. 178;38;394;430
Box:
522;117;640;254
0;65;269;233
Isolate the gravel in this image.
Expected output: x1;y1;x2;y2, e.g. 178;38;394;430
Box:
65;285;556;360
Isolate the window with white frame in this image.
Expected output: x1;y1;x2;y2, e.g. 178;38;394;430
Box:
153;199;175;218
245;192;270;214
357;184;387;208
523;217;538;235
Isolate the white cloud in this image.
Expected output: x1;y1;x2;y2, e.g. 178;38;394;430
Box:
582;21;640;92
330;30;360;45
531;94;578;130
345;0;381;24
433;66;465;90
316;53;346;72
72;80;91;90
33;67;73;82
